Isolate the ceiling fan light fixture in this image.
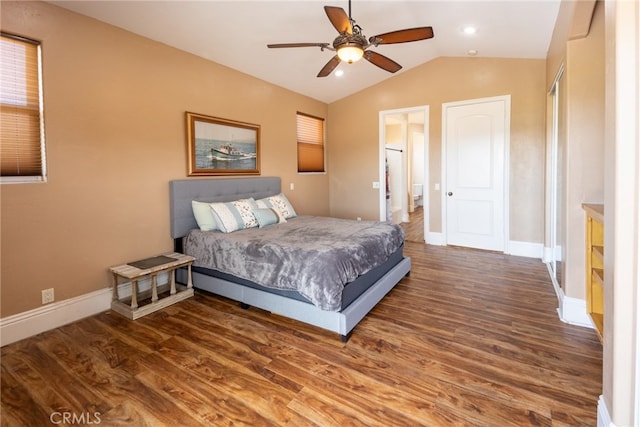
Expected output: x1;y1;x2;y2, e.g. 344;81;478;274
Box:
337;43;364;63
267;0;434;77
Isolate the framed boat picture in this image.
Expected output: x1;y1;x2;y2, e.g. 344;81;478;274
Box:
186;112;260;176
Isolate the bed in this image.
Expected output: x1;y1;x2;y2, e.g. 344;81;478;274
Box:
169;176;411;341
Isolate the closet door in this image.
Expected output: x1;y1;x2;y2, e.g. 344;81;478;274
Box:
443;96;509;251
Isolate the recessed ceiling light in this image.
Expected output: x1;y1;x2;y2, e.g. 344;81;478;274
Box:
463;26;477;35
335;69;344;77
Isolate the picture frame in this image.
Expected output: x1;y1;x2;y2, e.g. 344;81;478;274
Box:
186;112;260;176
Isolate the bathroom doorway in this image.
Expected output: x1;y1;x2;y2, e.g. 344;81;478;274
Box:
378;106;429;243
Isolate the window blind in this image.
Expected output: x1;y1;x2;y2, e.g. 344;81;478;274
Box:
1;33;45;180
296;112;325;173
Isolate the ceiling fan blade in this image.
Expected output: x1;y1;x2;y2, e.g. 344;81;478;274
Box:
371;27;434;44
317;55;341;77
267;43;330;49
363;51;402;73
324;6;352;34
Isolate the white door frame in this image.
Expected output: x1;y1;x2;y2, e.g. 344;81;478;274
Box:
378;105;430;241
441;95;511;252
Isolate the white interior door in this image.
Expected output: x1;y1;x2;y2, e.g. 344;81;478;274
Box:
443;96;509;251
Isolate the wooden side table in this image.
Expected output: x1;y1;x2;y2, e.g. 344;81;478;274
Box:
110;252;195;319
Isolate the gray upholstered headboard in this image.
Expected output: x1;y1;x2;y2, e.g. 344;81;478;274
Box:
169;176;281;239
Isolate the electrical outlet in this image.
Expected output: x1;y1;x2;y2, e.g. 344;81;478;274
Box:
41;288;54;304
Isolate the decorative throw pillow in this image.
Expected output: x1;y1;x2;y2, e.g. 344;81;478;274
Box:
191;200;218;231
209;198;259;233
252;208;284;228
256;193;297;219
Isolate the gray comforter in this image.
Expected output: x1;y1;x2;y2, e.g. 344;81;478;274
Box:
183;216;405;311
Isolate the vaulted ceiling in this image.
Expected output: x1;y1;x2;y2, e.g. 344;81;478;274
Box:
49;1;561;103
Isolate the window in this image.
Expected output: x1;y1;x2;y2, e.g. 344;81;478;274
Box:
1;33;46;183
296;112;325;173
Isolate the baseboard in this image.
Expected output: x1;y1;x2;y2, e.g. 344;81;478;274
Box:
0;288;112;347
0;273;168;347
423;235;542;258
426;232;445;245
545;263;593;328
559;296;593;327
597;395;614;427
507;240;544;259
542;246;563;264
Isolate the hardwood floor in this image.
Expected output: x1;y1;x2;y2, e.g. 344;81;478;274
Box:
401;206;425;242
1;243;602;426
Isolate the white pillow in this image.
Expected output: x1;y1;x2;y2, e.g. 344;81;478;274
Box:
256;193;297;219
191;201;218;231
209;198;259;233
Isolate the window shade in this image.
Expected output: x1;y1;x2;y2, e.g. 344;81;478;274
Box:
1;33;45;179
296;112;325;173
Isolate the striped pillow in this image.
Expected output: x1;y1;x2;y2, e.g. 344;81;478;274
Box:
256;193;297;219
209;198;258;233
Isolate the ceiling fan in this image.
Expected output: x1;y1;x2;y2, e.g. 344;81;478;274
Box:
267;0;434;77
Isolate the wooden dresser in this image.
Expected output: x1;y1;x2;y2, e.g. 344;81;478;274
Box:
583;203;604;340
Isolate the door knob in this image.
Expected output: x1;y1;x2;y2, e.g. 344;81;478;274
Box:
447;192;453;196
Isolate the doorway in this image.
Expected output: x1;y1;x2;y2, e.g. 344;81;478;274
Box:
378;106;429;243
442;95;510;252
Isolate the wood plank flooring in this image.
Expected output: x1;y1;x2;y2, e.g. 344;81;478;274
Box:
401;206;425;242
1;243;602;426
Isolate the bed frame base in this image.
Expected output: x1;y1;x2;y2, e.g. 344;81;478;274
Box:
177;257;410;340
169;177;411;341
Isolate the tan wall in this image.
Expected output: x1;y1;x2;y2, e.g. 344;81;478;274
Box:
328;56;546;245
564;1;605;300
385;124;402;145
0;1;329;317
544;0;604;303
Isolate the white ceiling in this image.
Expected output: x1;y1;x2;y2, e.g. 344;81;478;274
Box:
49;0;561;104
